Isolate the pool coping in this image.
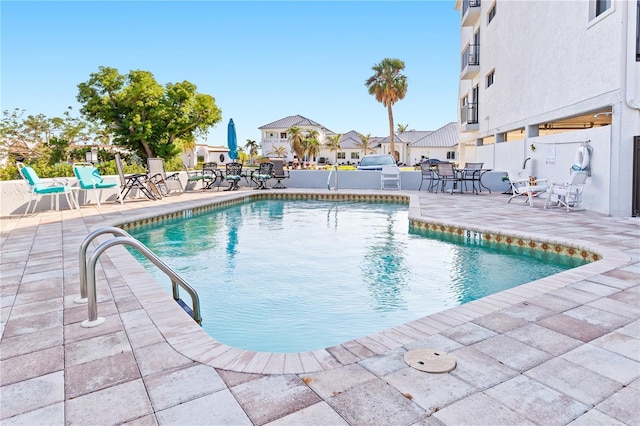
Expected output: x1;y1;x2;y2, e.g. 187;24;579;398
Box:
87;190;632;375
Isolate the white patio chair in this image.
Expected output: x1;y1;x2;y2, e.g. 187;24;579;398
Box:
380;165;401;190
506;170;548;207
544;171;588;211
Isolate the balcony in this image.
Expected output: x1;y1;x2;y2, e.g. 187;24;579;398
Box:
461;0;481;27
461;43;480;80
460;102;479;132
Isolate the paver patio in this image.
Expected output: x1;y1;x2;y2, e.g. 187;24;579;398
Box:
1;188;638;425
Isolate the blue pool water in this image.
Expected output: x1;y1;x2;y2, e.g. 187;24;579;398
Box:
127;199;587;353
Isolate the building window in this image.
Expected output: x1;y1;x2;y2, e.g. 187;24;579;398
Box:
337;152;346;159
595;0;610;17
486;70;495;88
488;2;496;23
446;151;456;160
351;152;360;160
280;132;287;139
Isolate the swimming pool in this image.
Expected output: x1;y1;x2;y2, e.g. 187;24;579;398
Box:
127;198;588;353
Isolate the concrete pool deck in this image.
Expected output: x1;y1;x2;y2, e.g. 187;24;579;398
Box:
1;188;638;425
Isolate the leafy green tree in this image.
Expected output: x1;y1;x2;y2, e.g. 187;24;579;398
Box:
355;133;376;156
365;58;408;161
397;123;409;133
325;134;342;166
77;66;222;160
287;126;305;165
1;107;93;164
244;139;259;164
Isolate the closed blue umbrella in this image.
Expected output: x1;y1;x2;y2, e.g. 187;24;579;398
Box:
227;118;238;160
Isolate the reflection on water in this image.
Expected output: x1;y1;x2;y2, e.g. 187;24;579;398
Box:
361;211;409;312
127;199;587;353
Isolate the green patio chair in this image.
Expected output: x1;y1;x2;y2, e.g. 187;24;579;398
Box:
73;162;120;207
17;162;78;215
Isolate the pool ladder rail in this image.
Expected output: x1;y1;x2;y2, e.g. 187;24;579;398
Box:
327;164;339;191
76;226;202;328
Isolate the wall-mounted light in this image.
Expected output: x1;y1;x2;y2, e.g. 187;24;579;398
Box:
85;147;98;164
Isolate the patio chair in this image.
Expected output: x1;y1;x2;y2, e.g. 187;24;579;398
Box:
115;154;157;202
460;162;484;194
147;158;183;196
544;171;588;211
223;162;243;191
271;159;290;189
506;169;548;207
183;162;205;191
435;162;462;194
17;162;78;215
380;164;401;190
202;162;220;190
252;162;273;190
73;162;120;206
418;162;437;191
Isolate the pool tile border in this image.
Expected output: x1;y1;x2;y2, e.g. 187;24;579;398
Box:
99;191;628;375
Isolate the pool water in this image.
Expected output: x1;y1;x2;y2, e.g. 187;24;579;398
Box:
127;199;587;353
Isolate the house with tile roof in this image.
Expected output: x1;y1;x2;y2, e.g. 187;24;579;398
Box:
258;115;335;164
259;116;459;167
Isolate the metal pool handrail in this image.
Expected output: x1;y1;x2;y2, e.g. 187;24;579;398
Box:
78;230;202;328
76;226;131;303
327;164;339;190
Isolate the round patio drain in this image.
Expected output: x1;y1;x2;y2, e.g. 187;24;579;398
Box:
404;348;456;373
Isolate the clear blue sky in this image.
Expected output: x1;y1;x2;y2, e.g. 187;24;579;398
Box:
1;1;460;149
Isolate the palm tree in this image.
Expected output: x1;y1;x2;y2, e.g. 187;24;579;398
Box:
303;129;320;164
287;126;305;166
325;134;342;166
397;123;409;133
267;145;288;159
365;58;408;162
355;133;376;157
244;139;259;164
305;138;321;166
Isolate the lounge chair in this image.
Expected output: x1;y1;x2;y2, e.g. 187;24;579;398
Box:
73;162;120;206
380;164;401;190
506;169;548;207
147;158;183;196
252;162;273;189
17;162;78;214
223;162;243;191
115;154;157;202
271;159;290;189
544;171;588;211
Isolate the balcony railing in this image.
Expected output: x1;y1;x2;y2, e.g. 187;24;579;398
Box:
462;0;481;17
461;44;480;71
461;0;481;26
460;102;479;125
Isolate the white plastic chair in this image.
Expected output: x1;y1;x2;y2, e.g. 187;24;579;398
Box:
506;170;548;207
380;165;401;190
544;171;588;211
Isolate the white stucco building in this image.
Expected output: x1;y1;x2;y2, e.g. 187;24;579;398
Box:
455;0;640;216
259;115;459;167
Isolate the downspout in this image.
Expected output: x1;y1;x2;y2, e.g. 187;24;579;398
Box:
624;0;640;110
